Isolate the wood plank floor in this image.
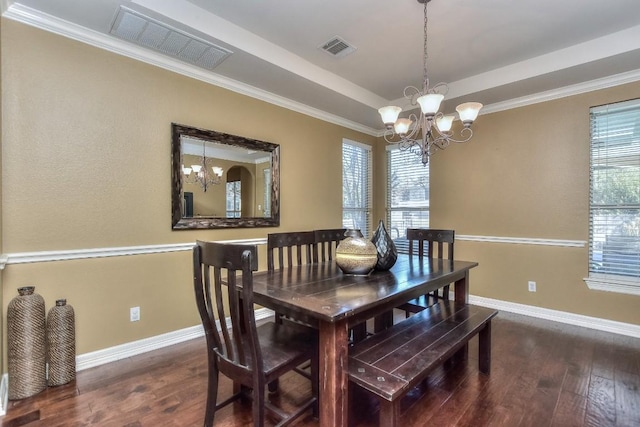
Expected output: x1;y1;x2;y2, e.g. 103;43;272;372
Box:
2;311;639;426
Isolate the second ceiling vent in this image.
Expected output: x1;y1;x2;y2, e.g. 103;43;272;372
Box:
319;36;357;58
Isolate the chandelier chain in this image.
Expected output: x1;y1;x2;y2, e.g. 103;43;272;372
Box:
423;0;429;92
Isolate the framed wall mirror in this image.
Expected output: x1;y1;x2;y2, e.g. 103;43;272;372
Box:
171;123;280;230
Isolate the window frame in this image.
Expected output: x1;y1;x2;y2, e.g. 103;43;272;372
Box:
585;98;640;296
386;145;430;254
342;139;372;237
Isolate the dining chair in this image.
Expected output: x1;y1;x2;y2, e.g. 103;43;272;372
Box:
267;231;316;270
313;229;346;263
397;229;455;317
193;240;318;427
267;230;317;326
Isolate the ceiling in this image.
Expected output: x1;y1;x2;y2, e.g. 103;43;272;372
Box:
5;0;640;135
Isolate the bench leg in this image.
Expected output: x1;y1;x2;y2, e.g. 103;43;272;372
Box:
479;321;492;375
379;400;399;427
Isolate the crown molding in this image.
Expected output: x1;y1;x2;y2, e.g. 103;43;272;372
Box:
2;3;379;137
481;68;640;116
5;4;640;143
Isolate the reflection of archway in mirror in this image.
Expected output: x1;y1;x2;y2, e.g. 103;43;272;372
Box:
225;165;255;218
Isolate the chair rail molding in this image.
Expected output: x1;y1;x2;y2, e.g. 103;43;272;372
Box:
1;239;269;266
457;234;586;247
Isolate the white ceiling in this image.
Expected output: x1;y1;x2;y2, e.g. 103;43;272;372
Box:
5;0;640;134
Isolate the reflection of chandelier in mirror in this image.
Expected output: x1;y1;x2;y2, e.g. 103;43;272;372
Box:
378;0;482;166
182;143;224;192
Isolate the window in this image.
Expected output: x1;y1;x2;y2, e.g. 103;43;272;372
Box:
263;169;271;217
226;181;241;218
588;98;640;293
386;147;430;253
342;140;372;237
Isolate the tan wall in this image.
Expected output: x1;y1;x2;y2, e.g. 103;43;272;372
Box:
0;20;377;363
3;16;640;371
427;82;640;325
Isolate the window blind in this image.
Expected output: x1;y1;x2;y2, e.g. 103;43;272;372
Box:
386;147;430;254
589;98;640;280
342;140;372;237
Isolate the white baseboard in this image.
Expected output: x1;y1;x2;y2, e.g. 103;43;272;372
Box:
58;297;640;374
76;307;274;371
468;295;640;339
1;299;635;411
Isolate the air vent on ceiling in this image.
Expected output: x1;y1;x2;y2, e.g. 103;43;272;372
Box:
319;36;356;58
110;6;232;71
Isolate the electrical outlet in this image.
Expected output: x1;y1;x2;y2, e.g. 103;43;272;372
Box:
130;306;140;322
528;281;536;292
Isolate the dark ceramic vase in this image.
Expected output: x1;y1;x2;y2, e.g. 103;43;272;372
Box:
371;220;398;271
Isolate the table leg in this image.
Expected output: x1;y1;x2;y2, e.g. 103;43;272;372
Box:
319;319;349;427
454;270;470;360
454;270;469;304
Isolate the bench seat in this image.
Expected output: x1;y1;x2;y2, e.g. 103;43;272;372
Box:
348;300;498;425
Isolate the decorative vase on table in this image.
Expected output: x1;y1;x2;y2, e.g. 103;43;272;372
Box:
7;286;47;400
335;229;378;275
47;299;76;386
371;220;398;271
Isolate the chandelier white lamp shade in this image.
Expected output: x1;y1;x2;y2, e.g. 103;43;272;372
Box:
182;143;224;192
378;0;482;166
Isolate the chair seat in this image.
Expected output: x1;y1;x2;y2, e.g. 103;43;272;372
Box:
255;322;317;378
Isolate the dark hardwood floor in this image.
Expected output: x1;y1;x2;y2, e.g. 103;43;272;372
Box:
2;311;639;426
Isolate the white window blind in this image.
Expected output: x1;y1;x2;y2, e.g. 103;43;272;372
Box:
386;147;429;253
589;99;640;283
342;140;372;237
226;181;241;218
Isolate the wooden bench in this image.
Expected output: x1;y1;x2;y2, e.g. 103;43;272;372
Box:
348;300;498;426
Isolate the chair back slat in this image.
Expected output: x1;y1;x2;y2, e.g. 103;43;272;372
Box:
407;229;455;260
194;241;260;373
267;231;316;270
314;229;346;262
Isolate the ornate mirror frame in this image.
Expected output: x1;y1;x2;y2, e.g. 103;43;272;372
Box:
171;123;280;230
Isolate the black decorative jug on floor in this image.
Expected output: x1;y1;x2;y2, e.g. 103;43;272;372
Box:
371;220;397;271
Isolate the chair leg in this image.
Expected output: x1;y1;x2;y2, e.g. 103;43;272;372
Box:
205;360;219;427
351;323;367;343
274;311;284;325
253;378;266;427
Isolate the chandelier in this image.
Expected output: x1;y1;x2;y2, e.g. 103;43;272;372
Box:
378;0;482;166
182;141;224;192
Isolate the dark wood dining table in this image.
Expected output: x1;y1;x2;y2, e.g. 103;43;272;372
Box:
250;254;478;427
